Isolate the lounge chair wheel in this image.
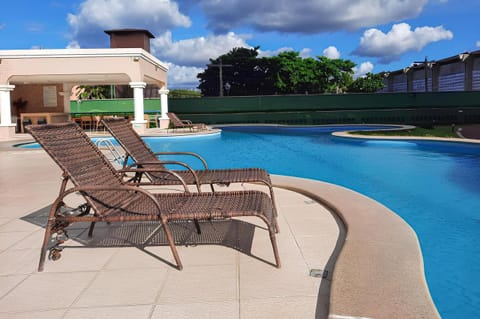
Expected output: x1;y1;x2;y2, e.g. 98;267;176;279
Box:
49;248;62;261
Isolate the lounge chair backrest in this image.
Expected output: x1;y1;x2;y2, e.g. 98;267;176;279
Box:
166;112;186;127
26;122;133;216
102;118;161;166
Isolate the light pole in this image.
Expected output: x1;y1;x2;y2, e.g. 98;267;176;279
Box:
414;56;435;92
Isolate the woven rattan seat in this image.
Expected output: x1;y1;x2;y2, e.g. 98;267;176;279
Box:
26;122;280;271
101;118;278;225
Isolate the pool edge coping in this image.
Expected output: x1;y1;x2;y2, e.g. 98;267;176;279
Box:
271;175;441;319
333;130;480;144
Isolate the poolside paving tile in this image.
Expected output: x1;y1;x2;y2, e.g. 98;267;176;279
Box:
0;272;97;313
0;232;33;251
161;244;239;267
0;274;28;299
41;247;118;273
0;309;67;319
0;218;13;227
7;229;46;250
0;219;41;233
0;249;39;275
238;228;305;269
74;268;168;307
152;301;239;319
157;264;238;304
239;261;320;300
294;234;340;271
240;296;318;319
64;305;153;319
103;246;173;270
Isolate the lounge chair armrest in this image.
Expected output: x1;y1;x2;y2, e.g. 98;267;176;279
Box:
153;151;209;170
119;166;190;192
54;184;166;217
124;161;201;192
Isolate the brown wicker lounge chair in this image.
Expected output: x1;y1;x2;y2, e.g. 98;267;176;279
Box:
167;112;206;131
26;122;280;271
101;117;279;225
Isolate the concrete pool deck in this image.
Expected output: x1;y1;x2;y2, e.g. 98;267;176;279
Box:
0;130;440;319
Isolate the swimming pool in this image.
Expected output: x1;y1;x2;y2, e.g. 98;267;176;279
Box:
143;125;480;319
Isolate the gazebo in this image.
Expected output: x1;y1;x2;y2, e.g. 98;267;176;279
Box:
0;46;169;139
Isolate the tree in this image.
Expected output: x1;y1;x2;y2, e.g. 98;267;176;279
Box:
198;47;271;96
272;51;303;94
198;47;359;96
348;73;385;93
169;89;201;99
79;85;108;99
273;53;355;94
316;56;355;93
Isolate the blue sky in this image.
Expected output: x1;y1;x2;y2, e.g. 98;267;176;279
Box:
1;0;479;88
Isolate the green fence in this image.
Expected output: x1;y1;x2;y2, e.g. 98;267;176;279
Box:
70;91;480;125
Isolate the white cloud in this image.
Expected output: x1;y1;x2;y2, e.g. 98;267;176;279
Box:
476;41;480;48
151;31;254;87
151;31;250;67
0;23;6;31
166;62;203;88
353;23;453;63
257;47;311;58
258;47;293;57
67;0;426;88
323;46;340;59
299;48;312;58
67;0;191;47
27;23;44;33
353;61;374;79
198;0;428;33
66;41;80;49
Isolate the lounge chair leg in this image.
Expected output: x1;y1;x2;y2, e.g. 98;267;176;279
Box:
267;185;280;233
194;219;202;234
269;186;278;217
269;228;281;268
88;222;96;237
162;219;183;270
38;220;54;272
273;219;280;234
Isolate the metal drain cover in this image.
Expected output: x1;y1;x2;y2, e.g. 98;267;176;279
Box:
309;269;328;278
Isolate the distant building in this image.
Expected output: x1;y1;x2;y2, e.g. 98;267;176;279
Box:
0;29;169;139
381;50;480;93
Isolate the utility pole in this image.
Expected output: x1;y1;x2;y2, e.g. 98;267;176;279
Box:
207;59;233;96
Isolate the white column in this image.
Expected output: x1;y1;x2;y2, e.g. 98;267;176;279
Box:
159;87;169;119
0;84;15;126
129;81;147;125
61;84;75;115
158;87;170;129
0;84;16;139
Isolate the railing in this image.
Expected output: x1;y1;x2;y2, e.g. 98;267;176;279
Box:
95;138;125;167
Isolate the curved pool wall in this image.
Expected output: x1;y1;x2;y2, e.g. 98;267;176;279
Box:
273;175;439;319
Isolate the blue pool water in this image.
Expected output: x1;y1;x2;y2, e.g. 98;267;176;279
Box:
144;125;480;319
22;125;480;317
